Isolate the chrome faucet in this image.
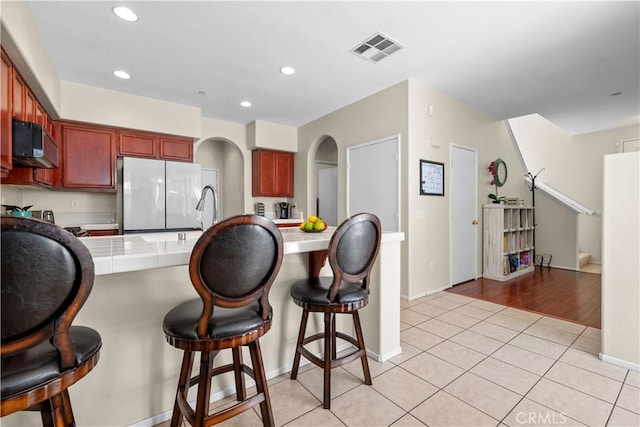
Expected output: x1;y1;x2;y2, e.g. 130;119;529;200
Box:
195;185;218;229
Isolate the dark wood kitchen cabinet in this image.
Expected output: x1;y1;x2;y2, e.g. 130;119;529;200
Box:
118;130;157;158
1;50;12;177
11;70;25;121
159;136;193;162
56;122;117;190
117;130;192;162
2;48;56;184
252;149;294;197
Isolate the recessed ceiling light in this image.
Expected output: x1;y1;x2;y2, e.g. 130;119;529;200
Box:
280;66;296;76
240;101;252;108
610;92;623;97
198;90;207;96
113;70;131;79
112;6;138;22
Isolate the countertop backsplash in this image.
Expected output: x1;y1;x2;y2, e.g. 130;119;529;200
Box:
55;212;117;228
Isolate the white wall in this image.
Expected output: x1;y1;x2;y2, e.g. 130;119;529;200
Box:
601;151;640;368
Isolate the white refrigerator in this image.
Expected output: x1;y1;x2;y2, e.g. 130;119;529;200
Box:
122;157;202;232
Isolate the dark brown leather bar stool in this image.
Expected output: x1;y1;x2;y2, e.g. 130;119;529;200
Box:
1;216;102;426
290;213;382;409
163;215;284;427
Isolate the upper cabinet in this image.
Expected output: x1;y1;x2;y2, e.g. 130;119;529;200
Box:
11;70;24;121
1;50;12;177
118;130;157;158
159;136;193;162
252;149;294;197
1;47;56;181
118;130;193;162
56;122;117;191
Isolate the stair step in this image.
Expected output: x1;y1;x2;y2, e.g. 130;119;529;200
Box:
578;252;591;267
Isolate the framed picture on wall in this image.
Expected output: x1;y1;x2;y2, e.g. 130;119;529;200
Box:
420;159;444;196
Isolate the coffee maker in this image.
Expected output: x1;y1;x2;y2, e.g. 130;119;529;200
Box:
278;202;290;219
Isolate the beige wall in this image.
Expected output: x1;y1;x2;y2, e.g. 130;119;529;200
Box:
247;120;297;152
509;114;639;263
60;81;202;137
297;79;526;299
298;81;410;291
534;190;579;270
407;79;525;297
0;0;60;116
601;152;640;368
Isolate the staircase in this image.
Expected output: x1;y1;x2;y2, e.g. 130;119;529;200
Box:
579;252;601;274
579;252;591;268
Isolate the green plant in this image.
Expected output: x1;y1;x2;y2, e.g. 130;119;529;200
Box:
488;194;506;204
2;204;33;213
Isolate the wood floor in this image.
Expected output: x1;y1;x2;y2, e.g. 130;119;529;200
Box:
446;267;601;329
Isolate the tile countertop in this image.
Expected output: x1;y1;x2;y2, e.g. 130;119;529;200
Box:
79;228;404;276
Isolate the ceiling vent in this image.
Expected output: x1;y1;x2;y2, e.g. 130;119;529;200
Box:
350;32;404;63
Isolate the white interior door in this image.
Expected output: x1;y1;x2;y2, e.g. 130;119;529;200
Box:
347;136;399;232
451;145;478;285
317;164;338;226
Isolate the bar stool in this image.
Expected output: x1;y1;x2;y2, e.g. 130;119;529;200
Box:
289;213;382;409
1;216;102;426
163;215;283;427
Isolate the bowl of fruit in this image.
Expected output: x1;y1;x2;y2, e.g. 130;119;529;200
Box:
299;215;327;233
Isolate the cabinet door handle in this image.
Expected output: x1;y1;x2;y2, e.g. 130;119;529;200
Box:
472;220;479;225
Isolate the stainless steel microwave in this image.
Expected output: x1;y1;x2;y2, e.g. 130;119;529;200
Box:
12;118;58;169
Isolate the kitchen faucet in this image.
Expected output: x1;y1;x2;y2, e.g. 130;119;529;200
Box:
195;185;218;229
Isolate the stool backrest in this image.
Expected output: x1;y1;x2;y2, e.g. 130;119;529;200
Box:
327;213;382;301
1;216;95;369
189;215;284;337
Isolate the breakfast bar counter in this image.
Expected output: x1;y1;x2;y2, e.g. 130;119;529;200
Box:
4;227;404;427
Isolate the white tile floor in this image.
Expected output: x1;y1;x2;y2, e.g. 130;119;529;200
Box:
158;292;639;427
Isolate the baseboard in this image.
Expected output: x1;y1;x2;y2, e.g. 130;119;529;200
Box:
599;353;640;372
401;285;451;301
367;346;402;362
541;263;580;272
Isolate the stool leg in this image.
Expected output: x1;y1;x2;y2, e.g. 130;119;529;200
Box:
353;311;372;385
60;389;76;426
232;347;246;401
194;351;214;427
38;398;56;427
331;313;337;360
290;310;309;380
171;351;194;427
249;339;274;427
323;311;333;409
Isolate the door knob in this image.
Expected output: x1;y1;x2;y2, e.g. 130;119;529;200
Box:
472;220;479;225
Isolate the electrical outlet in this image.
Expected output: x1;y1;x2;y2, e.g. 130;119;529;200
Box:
72;200;79;209
429;261;435;271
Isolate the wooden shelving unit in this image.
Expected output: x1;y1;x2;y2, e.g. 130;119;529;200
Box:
483;204;535;281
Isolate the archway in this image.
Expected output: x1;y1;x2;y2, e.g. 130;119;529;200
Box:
194;138;244;220
313;136;338;226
